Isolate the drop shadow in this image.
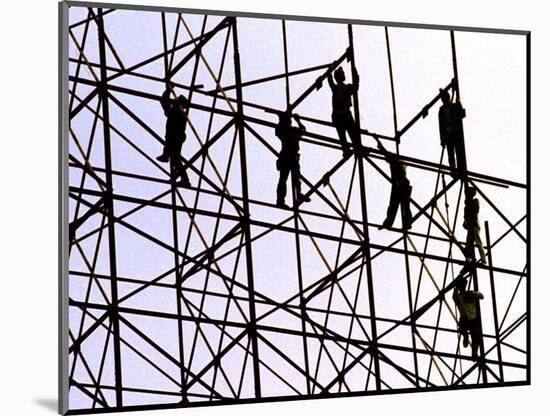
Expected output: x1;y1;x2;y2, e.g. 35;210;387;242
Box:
34;398;58;414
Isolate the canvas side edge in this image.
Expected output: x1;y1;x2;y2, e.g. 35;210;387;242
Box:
58;1;70;415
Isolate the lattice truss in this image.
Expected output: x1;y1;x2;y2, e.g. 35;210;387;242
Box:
66;5;528;413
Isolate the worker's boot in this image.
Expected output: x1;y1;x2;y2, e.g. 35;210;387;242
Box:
299;193;311;203
156;153;169;162
276;198;289;209
176;178;191;188
176;171;191;188
379;218;392;230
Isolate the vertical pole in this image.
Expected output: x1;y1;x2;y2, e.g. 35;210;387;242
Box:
484;221;504;381
232;17;262;398
384;27;399;146
160;12;190;402
450;31;468;176
471;265;488;383
450;31;461;103
282;19;312;395
451;30;484;380
97;8;123;407
348;24;381;391
385;25;419;386
282;21;291;106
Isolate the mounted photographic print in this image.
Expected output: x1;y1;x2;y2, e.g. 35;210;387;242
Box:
59;1;529;414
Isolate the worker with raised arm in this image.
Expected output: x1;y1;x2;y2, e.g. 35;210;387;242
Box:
438;85;467;179
377;139;412;231
275;112;310;208
157;83;191;187
317;61;360;155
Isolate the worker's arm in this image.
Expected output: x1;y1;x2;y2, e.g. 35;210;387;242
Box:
473;198;480;216
351;66;360;92
326;71;335;91
376;140;394;164
438;109;446;147
458;101;466;119
294;114;306;131
160;88;172;115
275;123;283;141
452;288;460;305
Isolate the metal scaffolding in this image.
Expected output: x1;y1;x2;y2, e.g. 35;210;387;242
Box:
64;5;528;414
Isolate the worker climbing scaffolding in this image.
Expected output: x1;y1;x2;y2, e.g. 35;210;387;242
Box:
157;83;191;188
438;84;467;179
452;276;484;360
316;59;361;155
376;139;413;231
464;186;487;263
275;112;311;208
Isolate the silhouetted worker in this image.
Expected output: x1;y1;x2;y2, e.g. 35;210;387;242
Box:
317;64;360;155
377;140;412;230
452;276;484;360
438;88;467;178
275;112;310;208
463;186;486;263
156;84;191;187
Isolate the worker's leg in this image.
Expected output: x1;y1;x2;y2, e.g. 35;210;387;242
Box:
469;320;481;360
458;317;469;348
474;227;486;263
400;184;413;230
382;186;400;228
344;112;361;150
171;137;190;187
332;113;350;154
465;229;475;261
455;132;468;178
446;138;457;173
291;156;310;204
157;133;171;162
277;161;290;206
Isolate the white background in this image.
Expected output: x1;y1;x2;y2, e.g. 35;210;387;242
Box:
0;0;546;415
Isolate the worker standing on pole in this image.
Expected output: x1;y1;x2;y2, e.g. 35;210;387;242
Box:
377;140;412;231
317;61;360;155
275;112;310;208
156;83;191;188
452;276;484;360
463;186;486;263
438;86;467;179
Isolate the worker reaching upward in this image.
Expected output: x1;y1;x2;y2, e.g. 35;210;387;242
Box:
275;112;310;208
377;140;412;231
317;63;360;155
157;83;191;188
438;86;467;179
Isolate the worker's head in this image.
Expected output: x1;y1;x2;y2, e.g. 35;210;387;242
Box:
439;88;451;104
278;111;291;126
465;186;476;198
334;67;346;83
456;277;467;291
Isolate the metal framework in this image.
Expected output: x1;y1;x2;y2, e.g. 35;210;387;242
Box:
64;5;529;414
